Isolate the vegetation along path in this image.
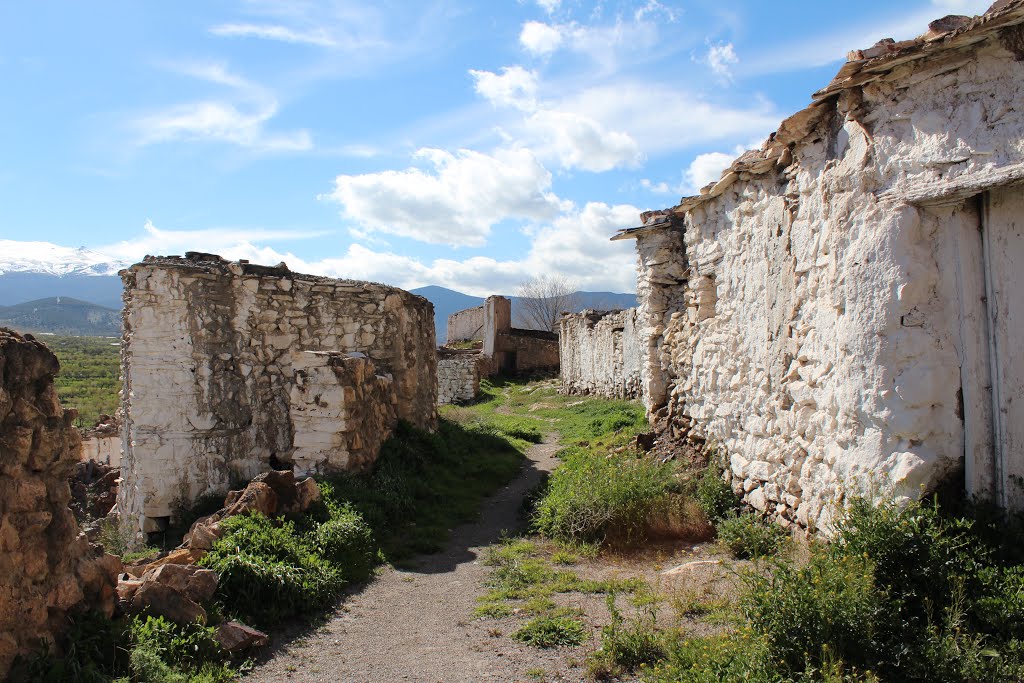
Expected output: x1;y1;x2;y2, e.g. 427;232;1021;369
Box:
248;436;567;682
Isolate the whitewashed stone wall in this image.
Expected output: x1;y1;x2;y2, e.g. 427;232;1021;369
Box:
118;254;436;534
625;10;1024;527
437;351;486;404
289;351;397;473
560;309;643;399
447;305;485;343
80;435;120;467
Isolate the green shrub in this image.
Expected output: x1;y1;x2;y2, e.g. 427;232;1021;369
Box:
716;511;788;559
741;553;879;674
695;458;739;522
200;514;346;626
128;616;225;673
11;610;126;683
531;446;681;545
512;615;587;648
311;506;376;582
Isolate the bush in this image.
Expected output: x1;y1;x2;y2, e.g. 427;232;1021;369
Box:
531;446;682;545
512;615;588;648
695;458;740;522
716;511;788;559
200;514;346;627
311;506;376;583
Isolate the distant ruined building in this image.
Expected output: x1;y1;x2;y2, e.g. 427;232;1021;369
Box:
561;0;1024;527
118;253;437;536
438;295;560;404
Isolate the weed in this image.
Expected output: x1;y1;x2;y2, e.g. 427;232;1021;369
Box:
512;615;587;648
587;594;667;680
694;456;740;522
716;511;788;559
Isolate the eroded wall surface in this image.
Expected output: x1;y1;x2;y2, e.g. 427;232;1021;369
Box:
0;329;119;678
118;254;436;533
560;309;643;399
631;24;1024;527
437;350;486;404
447;305;485;343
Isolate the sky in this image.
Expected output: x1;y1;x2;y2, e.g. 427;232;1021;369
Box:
0;0;995;295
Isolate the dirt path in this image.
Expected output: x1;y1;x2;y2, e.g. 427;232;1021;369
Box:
247;439;583;683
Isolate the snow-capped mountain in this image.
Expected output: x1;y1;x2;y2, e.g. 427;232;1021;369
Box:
0;240;127;276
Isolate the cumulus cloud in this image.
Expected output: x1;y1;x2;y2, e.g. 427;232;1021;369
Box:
525;110;643;171
684;151;736;192
469;66;538;111
520;21;564;55
704;42;739;82
322;147;568;247
210;23;337;47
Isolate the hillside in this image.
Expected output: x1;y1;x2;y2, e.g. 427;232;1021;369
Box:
0;297;121;336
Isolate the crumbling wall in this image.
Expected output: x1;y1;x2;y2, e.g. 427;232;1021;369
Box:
80;416;120;466
626;13;1024;527
118;254;436;534
0;329;119;678
447;305;485;343
501;329;561;373
560;309;643;399
437;350;486;404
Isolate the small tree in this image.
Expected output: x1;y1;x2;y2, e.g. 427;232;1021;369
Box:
514;274;580;332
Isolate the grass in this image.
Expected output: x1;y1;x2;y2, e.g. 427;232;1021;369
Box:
46;334;121;427
513;615;588;648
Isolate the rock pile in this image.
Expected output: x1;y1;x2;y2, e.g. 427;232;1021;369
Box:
0;328;120;679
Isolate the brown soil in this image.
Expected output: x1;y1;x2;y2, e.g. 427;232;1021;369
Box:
245;439;738;683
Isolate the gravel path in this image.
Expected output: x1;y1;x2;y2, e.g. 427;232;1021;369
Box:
246;438;586;683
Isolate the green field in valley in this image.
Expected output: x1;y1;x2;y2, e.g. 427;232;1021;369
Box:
43;334;121;427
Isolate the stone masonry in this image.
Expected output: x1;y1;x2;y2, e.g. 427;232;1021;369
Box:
118;253;437;535
609;1;1024;526
437;349;487;405
0;329;119;679
559;308;643;399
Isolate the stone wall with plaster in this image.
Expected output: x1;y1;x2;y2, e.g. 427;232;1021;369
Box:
118;254;436;534
437;350;487;404
559;308;643;399
0;329;119;678
620;4;1024;526
81;418;121;467
447;305;485;343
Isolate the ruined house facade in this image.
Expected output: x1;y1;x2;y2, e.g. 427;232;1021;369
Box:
559;308;643;399
438;295;560;404
568;3;1024;527
118;254;437;534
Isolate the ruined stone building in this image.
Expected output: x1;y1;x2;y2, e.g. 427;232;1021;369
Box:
0;329;119;678
559;308;643;400
118;254;437;535
438;295;560;404
562;1;1024;526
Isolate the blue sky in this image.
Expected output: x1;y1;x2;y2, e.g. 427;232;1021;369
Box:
0;0;993;294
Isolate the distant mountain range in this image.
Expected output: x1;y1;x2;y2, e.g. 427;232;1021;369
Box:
0;257;636;340
0;297;121;336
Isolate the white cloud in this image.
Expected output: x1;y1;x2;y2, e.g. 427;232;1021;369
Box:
536;0;560;14
684;151;736;192
525;110;642;171
135;101;312;152
704;42;739;82
210;22;337;47
97;220;325;263
469;66;539;111
640;178;673;194
520;21;564;55
323;147;568;247
133;63;311;153
555;82;778;156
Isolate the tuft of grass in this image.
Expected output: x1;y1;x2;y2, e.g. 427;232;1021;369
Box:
587;594;668;680
512;615;588;649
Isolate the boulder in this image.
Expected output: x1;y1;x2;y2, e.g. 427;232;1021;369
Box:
251;469;297;511
214;620;269;653
130;581;206;626
294;477;322;513
223;481;278;518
